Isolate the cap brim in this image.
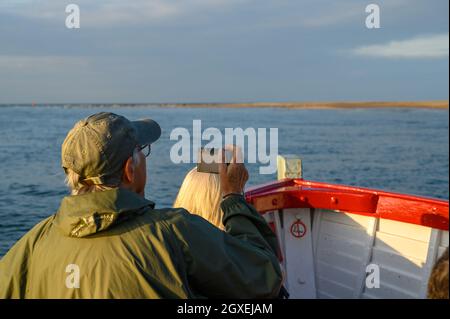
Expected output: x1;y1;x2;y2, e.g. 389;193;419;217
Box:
132;119;162;145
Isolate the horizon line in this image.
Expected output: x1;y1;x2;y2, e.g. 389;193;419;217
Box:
0;100;448;109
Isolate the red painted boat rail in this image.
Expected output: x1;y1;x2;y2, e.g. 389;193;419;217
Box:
245;178;449;231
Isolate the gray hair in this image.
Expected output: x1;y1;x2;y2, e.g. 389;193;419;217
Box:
65;148;141;195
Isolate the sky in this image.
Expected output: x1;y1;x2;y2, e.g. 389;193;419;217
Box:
0;0;448;103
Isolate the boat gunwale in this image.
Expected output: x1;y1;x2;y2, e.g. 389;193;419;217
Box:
245;178;449;231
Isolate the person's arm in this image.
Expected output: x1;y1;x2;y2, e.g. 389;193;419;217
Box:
0;239;30;298
221;194;281;258
168;147;282;298
0;216;53;298
168;201;282;298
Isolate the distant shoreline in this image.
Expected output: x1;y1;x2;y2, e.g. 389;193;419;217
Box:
158;101;449;109
1;100;448;109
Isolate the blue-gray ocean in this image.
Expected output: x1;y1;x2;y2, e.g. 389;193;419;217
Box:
0;106;448;257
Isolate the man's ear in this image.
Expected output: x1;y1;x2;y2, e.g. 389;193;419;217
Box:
122;157;135;184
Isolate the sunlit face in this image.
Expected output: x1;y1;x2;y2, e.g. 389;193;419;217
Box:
134;149;147;197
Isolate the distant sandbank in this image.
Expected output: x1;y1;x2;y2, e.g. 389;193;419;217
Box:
160;100;449;109
1;100;448;109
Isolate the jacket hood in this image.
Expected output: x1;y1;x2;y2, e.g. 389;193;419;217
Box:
53;188;155;238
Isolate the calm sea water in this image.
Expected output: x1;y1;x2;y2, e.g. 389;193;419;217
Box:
0;106;448;257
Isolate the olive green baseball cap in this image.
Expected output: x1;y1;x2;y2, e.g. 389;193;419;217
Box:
62;112;161;185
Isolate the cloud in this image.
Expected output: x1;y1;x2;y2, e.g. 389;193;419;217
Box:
351;34;449;59
300;1;365;28
0;0;427;31
0;55;89;70
1;0;251;26
259;0;410;29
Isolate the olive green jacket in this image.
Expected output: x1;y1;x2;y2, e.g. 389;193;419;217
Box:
0;188;282;298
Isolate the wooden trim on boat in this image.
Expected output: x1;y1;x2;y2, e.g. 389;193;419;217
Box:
245;178;449;231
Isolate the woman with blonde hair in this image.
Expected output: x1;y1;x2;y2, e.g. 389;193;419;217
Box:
174;163;290;299
174;167;225;230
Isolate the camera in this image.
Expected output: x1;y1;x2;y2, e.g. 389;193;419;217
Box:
197;147;233;174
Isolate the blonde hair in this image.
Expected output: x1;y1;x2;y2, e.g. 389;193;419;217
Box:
65;148;141;195
174;167;224;230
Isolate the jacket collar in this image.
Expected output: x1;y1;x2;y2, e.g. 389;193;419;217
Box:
54;188;155;238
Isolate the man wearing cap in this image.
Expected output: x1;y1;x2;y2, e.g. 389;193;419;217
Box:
0;112;282;299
